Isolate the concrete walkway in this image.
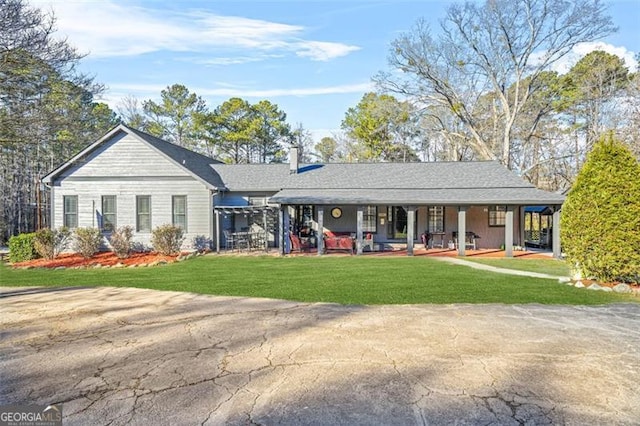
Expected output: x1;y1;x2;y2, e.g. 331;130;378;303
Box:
431;256;571;280
2;286;639;425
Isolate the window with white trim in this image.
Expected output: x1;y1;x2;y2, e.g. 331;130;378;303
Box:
63;195;78;228
136;195;151;232
427;206;444;233
101;195;116;231
172;195;187;230
363;206;377;233
489;205;507;227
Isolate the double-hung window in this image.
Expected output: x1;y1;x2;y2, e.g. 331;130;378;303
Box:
136;196;151;232
427;206;444;233
489;205;507;226
363;206;377;233
172;196;187;230
101;195;117;231
63;195;78;228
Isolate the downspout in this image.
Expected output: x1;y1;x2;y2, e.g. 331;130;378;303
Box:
43;181;54;230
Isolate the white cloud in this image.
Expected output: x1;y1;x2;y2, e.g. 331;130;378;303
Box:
294;41;361;61
543;42;637;74
106;82;374;101
34;0;359;61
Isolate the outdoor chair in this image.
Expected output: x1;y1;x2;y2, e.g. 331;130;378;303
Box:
223;230;236;250
361;233;374;252
290;234;312;252
453;231;479;250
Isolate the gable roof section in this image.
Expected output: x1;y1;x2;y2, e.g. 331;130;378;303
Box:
42;124;226;190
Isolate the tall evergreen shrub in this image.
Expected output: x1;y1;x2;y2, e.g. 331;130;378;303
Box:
561;133;640;283
8;232;38;263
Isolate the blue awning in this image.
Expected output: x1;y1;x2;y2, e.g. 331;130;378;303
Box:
525;206;553;214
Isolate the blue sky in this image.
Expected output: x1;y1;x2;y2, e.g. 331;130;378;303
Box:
33;0;640;141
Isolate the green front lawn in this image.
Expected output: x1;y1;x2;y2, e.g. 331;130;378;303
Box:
0;255;633;305
462;257;572;277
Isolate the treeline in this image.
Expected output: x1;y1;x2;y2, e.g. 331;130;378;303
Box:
0;0;119;241
116;86;311;165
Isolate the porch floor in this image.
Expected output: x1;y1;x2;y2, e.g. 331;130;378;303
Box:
222;247;554;259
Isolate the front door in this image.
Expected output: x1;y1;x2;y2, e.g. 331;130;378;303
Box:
387;206;417;239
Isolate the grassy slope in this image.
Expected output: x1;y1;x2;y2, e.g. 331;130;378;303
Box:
0;255;633;305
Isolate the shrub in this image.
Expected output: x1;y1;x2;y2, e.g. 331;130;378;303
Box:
33;227;71;260
74;227;103;259
561;133;640;283
151;224;184;256
109;226;134;259
8;232;38;263
192;235;211;252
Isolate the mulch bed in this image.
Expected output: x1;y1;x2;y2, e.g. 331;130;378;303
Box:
11;251;180;269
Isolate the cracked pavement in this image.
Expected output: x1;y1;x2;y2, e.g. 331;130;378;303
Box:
1;286;639;425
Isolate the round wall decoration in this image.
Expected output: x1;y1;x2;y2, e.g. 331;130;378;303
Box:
331;207;342;219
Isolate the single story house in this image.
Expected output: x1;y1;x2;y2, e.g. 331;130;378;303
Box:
42;124;565;257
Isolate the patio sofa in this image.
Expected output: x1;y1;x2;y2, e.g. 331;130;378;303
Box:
323;231;374;254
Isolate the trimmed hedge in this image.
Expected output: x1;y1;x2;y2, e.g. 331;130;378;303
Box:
151;224;184;256
561;133;640;283
74;227;103;259
8;233;38;263
33;227;71;260
109;226;134;259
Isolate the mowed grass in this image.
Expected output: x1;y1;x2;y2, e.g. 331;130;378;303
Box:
0;255;634;305
462;257;572;277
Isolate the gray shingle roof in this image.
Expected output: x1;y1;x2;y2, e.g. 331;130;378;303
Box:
43;125;564;205
210;161;564;205
210;164;291;192
282;162;531;189
269;188;565;206
125;126;226;189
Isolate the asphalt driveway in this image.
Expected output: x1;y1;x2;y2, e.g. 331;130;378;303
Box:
1;286;639;425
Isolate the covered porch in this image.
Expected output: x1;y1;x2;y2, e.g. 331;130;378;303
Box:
270;193;563;259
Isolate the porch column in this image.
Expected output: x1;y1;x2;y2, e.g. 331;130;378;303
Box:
356;205;363;255
519;206;525;247
215;209;221;253
457;206;467;256
505;206;514;258
278;207;284;255
262;210;268;251
407;206;415;256
283;206;291;254
317;207;324;256
552;206;561;259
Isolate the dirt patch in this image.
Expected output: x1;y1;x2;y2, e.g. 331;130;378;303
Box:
11;251;181;269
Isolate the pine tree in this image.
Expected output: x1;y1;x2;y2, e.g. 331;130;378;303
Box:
561;133;640;283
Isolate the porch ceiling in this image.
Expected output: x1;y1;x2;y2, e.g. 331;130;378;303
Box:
269;188;565;206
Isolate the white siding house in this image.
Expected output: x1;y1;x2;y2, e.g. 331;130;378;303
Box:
42;125;223;250
43;124;565;257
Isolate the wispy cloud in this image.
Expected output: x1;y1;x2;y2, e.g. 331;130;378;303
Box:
105;82;374;101
38;0;360;62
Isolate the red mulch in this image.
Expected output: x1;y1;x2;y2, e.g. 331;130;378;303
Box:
12;251;180;269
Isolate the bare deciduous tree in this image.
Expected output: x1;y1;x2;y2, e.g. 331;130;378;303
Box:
375;0;616;169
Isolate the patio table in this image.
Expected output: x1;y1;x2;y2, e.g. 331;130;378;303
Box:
232;231;266;251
